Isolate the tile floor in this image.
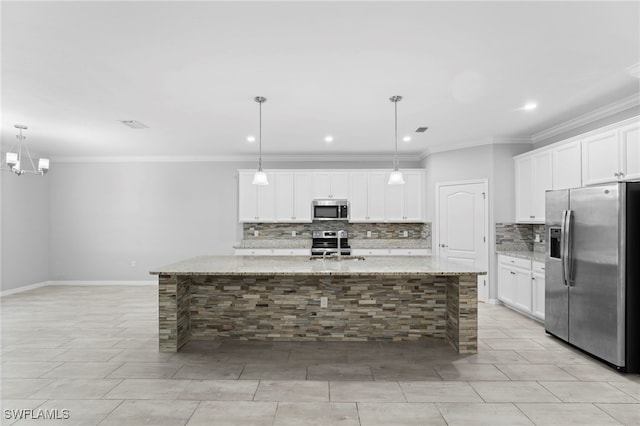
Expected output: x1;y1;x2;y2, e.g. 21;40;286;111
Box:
1;285;638;425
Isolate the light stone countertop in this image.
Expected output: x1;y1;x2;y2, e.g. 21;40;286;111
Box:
150;255;486;276
497;250;546;263
233;239;430;249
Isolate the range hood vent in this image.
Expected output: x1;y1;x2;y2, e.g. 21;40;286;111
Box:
415;127;429;133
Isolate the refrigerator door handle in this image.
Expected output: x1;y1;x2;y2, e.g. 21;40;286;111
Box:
563;209;574;286
561;210;568;285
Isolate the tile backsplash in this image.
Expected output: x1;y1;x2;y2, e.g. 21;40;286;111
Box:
496;223;545;253
243;222;431;242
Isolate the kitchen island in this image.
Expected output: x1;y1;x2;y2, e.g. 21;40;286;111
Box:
150;256;485;354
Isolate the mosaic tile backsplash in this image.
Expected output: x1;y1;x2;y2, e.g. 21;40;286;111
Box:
496;223;546;254
242;222;431;249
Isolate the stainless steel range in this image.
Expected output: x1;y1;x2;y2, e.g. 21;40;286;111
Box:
311;230;351;256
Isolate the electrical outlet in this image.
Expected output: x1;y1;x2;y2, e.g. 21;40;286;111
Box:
366;231;372;238
292;231;297;237
534;233;540;242
254;230;259;237
402;231;408;237
320;297;328;308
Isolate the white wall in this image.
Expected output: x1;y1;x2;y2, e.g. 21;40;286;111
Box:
423;143;530;301
1;172;50;291
48;159;422;282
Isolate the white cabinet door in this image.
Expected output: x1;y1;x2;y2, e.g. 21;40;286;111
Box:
515;156;534;222
275;172;295;221
552;140;582;190
582;130;620;185
384;180;404;222
403;171;424;222
313;172;349;199
532;269;545;320
256;172;276;221
620;121;640;181
293;173;313;222
367;172;386;222
498;262;515;305
238;172;259;222
514;267;532;314
349;172;369;221
330;173;349;199
532;151;552;221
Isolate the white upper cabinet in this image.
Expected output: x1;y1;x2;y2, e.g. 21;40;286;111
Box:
552;140;582;190
515;151;551;223
274;172;313;222
581;130;620;185
239;169;424;223
348;172;385;222
238;171;276;222
384;170;424;222
313;172;348;199
620;121;640;181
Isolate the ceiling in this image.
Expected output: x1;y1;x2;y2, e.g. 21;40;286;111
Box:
1;1;639;161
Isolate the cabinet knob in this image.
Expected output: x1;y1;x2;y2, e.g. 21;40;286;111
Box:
291;216;295;220
530;215;535;219
510;271;516;275
614;172;619;177
440;244;448;248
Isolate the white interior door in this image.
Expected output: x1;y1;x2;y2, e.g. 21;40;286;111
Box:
438;181;488;302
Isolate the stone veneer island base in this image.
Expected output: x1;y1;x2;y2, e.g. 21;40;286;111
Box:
150;256;485;354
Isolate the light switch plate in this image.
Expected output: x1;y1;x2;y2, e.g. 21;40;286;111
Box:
254;230;259;237
320;297;328;308
367;231;372;238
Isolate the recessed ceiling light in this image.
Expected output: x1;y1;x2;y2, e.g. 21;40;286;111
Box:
247;135;256;142
522;102;537;111
324;136;334;143
403;136;412;142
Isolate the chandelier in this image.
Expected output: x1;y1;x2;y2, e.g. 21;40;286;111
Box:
2;125;49;176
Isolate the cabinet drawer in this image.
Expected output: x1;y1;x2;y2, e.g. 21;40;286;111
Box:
532;261;546;274
498;255;531;270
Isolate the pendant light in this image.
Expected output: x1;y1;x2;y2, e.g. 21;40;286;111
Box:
252;96;269;185
388;95;405;185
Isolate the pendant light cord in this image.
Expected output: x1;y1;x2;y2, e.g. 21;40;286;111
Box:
394;100;398;168
258;100;263;171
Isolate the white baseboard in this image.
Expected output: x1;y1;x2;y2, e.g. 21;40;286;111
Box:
1;280;157;297
485;298;499;305
1;281;51;297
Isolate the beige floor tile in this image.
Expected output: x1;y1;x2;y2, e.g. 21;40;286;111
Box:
609;380;640;400
178;379;259;400
436;402;534;425
1;362;63;379
41;362;123;379
52;349;124;362
1;349;69;362
106;362;184;379
495;364;578;381
187;401;277;426
470;381;561;403
274;402;359;426
254;380;329;402
172;363;243;380
400;381;484;403
239;364;307;380
307;363;373;381
596;403;640;425
463;350;530;365
100;399;198;426
370;364;441;381
357;402;446;426
558;363;632;382
30;379;122;400
516;349;596;364
482;339;547;351
517;403;623;425
540;381;638;403
104;378;191;400
329;381;405;402
434;364;510;381
0;379;55;399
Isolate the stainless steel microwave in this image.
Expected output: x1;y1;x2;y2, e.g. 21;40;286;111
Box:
312;199;349;221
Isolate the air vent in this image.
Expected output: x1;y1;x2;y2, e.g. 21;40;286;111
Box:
120;120;149;129
415;127;429;133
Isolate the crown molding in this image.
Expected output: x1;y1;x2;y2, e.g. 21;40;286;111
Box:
532;94;640;144
418;136;532;159
51;153;422;163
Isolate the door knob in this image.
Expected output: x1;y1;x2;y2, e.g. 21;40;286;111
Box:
440;244;448;248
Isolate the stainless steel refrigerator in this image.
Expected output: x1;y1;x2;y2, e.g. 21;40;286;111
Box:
545;182;639;373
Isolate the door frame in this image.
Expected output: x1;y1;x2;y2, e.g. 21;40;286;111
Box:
435;178;490;302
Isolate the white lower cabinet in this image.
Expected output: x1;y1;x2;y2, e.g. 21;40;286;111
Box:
497;255;545;321
351;249;431;256
531;261;546;321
